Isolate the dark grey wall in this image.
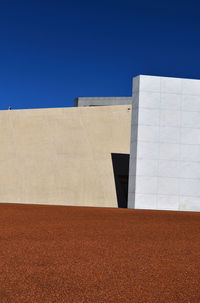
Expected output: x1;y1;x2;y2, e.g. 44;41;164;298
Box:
74;97;132;107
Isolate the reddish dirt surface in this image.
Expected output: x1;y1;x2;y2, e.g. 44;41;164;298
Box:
0;204;200;303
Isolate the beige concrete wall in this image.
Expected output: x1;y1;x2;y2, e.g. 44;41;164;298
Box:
0;105;131;207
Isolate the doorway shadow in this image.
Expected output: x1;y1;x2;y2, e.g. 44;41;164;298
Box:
111;153;130;208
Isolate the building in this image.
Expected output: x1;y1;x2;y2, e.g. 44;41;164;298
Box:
0;104;131;208
1;75;200;211
128;75;200;212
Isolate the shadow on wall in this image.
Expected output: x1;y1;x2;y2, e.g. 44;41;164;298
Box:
111;153;130;208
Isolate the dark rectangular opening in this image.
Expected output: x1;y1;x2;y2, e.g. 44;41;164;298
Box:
111;153;130;208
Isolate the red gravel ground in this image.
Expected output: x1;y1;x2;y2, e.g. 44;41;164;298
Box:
0;204;200;303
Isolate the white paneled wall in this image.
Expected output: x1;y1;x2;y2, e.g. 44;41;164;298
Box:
128;75;200;211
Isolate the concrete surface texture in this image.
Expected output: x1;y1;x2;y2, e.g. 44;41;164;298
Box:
74;96;132;107
0;203;199;303
128;75;200;211
0;105;131;207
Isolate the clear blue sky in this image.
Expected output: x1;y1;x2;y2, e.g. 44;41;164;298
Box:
0;0;200;109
